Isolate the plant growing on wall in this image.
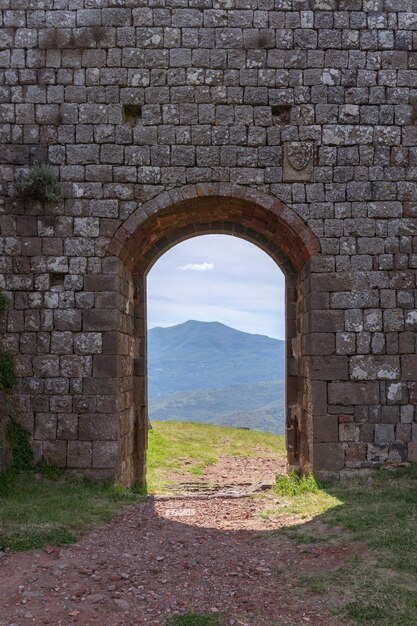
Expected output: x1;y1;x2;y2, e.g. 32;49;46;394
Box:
0;290;33;474
7;415;34;472
16;163;62;203
0;352;17;392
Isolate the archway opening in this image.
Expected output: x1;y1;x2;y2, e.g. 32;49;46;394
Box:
109;187;320;487
146;234;286;494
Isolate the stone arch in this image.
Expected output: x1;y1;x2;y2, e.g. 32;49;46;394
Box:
106;184;320;487
109;184;320;274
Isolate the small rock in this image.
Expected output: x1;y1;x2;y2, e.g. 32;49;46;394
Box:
114;599;130;610
86;594;104;604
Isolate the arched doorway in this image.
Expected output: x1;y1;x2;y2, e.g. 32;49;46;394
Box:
108;184;320;487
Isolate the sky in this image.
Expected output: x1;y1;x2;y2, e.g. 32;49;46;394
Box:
147;235;286;340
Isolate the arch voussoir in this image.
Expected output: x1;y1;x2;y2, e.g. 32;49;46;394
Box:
108;185;320;273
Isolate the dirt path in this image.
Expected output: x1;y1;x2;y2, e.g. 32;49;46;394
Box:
0;459;354;626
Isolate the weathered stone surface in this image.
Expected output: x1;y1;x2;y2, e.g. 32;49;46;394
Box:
350;356;400;381
313;443;345;471
67;441;92;468
0;1;414;483
328;382;380;406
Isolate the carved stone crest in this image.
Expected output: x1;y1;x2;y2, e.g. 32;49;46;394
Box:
287;142;314;171
283;141;314;182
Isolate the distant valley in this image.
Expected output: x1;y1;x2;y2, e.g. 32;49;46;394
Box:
148;320;285;434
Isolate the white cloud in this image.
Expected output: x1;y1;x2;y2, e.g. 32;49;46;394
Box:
179;262;214;271
148;235;286;339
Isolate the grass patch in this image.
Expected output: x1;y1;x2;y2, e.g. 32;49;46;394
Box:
147;421;285;493
166;613;221;626
265;465;417;624
275;471;321;496
0;470;140;551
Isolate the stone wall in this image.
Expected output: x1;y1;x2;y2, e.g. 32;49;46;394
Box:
0;0;416;484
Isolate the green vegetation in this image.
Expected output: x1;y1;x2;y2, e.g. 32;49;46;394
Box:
147;421;285;493
16;163;62;202
264;465;417;625
7;417;34;473
275;471;322;496
0;469;140;551
0;351;17;391
166;614;221;626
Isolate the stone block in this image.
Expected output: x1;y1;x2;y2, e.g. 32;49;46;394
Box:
401;356;417;380
50;395;72;413
74;333;102;355
328;382;380;405
313;415;339;442
309;310;344;332
339;423;360;442
92;441;118;468
54;310;82;332
57;414;78;440
42;441;67;467
67;441;92;468
345;443;366;463
34;413;57;440
303;333;335;356
386;382;408;405
381;406;400;424
367;444;389;464
83;309;121;332
310;356;349;380
51;331;73;355
60;356;92;378
408;443;417;462
375;424;395;444
79;414;117;440
350;356;400;381
313;443;345;471
93;355;123;377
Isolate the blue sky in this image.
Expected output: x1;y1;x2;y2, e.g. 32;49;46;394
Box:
147;235;285;340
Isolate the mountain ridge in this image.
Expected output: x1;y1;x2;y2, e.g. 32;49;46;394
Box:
148;320;285;396
147;320;286;433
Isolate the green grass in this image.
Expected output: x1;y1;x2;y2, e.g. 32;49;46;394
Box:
166;613;221;626
263;465;417;625
0;468;140;551
275;471;322;496
147;421;285;493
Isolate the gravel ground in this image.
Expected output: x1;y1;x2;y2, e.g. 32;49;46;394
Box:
0;492;354;626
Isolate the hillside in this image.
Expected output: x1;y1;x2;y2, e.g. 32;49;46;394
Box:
149;380;285;434
148;321;285;433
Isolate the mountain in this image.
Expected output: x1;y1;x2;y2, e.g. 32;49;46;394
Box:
148;320;285;396
148;321;286;434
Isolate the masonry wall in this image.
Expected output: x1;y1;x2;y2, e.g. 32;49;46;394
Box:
0;0;416;482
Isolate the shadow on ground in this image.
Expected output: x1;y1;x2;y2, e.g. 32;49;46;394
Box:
1;466;417;625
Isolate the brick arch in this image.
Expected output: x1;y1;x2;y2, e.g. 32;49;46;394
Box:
107;185;320;486
108;184;320;274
